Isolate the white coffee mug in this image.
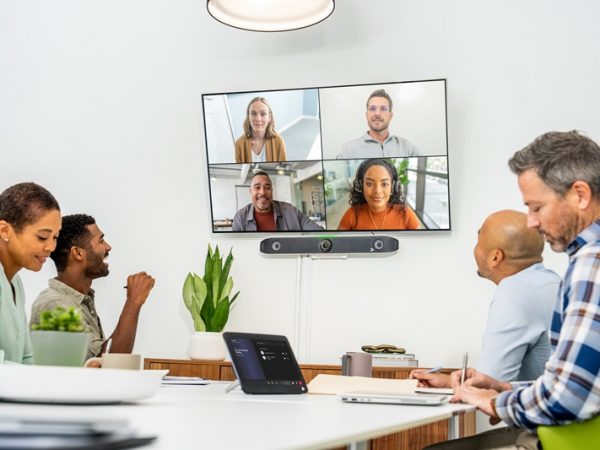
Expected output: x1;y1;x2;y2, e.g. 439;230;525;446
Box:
86;353;142;370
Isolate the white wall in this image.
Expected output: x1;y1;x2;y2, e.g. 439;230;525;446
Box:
3;1;599;375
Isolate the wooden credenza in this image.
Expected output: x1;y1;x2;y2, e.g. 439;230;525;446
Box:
144;358;475;450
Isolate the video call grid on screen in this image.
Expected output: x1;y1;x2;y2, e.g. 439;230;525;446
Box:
202;79;450;233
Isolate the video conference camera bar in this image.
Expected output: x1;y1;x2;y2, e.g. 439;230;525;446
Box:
260;236;399;255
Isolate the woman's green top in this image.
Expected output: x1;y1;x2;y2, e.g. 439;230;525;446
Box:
0;261;33;364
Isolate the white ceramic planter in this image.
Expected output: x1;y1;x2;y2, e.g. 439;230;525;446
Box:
188;332;227;361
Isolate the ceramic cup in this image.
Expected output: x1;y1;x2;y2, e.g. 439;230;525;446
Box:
86;353;142;370
341;352;372;377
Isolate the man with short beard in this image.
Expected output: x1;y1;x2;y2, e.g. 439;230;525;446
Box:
30;214;154;360
337;88;421;159
232;171;323;232
428;131;600;450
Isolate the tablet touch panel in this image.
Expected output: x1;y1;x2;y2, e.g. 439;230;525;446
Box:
223;332;307;394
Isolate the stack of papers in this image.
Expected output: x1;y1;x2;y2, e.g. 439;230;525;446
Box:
371;354;419;367
0;409;156;449
161;376;210;386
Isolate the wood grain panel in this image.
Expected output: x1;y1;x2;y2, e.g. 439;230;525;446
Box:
145;359;222;379
220;366;236;381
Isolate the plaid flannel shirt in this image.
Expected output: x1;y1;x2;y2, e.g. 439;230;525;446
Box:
495;220;600;431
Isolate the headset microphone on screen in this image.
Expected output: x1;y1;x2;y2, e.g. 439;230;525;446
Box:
353;177;363;193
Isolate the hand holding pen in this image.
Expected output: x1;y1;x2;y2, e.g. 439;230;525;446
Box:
409;366;451;388
450;368;512;393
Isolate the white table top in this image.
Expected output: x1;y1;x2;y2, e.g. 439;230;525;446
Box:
1;383;475;450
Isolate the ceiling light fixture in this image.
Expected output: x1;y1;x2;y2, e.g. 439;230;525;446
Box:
207;0;335;32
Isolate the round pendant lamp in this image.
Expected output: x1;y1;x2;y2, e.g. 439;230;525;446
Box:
207;0;335;32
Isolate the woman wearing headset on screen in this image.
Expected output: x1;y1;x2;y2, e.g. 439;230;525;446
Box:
0;182;61;364
337;159;421;231
234;97;287;163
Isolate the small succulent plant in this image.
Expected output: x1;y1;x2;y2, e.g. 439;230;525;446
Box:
32;306;85;332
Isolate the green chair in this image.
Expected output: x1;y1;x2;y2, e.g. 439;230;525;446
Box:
538;414;600;450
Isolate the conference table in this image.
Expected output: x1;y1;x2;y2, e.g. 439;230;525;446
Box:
2;382;475;449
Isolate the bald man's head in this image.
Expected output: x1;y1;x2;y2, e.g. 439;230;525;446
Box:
473;210;544;284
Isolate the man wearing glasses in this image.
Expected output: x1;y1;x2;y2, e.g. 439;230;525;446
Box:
337;89;421;159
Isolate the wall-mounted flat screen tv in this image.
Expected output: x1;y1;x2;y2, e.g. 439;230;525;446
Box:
202;78;450;233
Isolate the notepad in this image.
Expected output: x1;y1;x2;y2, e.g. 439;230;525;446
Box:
307;374;417;395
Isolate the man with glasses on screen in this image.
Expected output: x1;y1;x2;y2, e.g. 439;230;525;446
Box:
232;171;324;232
337;89;421;159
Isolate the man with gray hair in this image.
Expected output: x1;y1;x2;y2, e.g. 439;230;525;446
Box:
337;89;421;159
432;131;600;450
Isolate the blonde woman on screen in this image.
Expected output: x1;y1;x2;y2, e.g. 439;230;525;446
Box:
338;159;420;230
234;97;287;163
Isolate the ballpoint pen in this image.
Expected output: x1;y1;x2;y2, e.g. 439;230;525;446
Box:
460;352;468;384
424;366;442;374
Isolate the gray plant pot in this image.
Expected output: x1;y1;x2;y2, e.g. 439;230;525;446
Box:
31;331;90;367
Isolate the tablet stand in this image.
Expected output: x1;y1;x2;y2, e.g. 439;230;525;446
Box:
224;380;240;394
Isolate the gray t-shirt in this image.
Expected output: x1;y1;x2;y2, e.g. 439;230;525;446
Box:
338;132;421;159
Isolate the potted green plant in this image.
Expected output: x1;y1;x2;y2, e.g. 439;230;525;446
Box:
183;245;240;360
30;306;90;366
392;158;410;196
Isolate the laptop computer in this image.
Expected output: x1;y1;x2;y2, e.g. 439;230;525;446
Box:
339;391;449;406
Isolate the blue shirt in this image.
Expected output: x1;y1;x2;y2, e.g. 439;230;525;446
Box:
496;220;600;431
0;261;33;364
477;263;560;381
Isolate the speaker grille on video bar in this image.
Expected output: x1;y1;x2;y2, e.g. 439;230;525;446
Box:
260;236;399;255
